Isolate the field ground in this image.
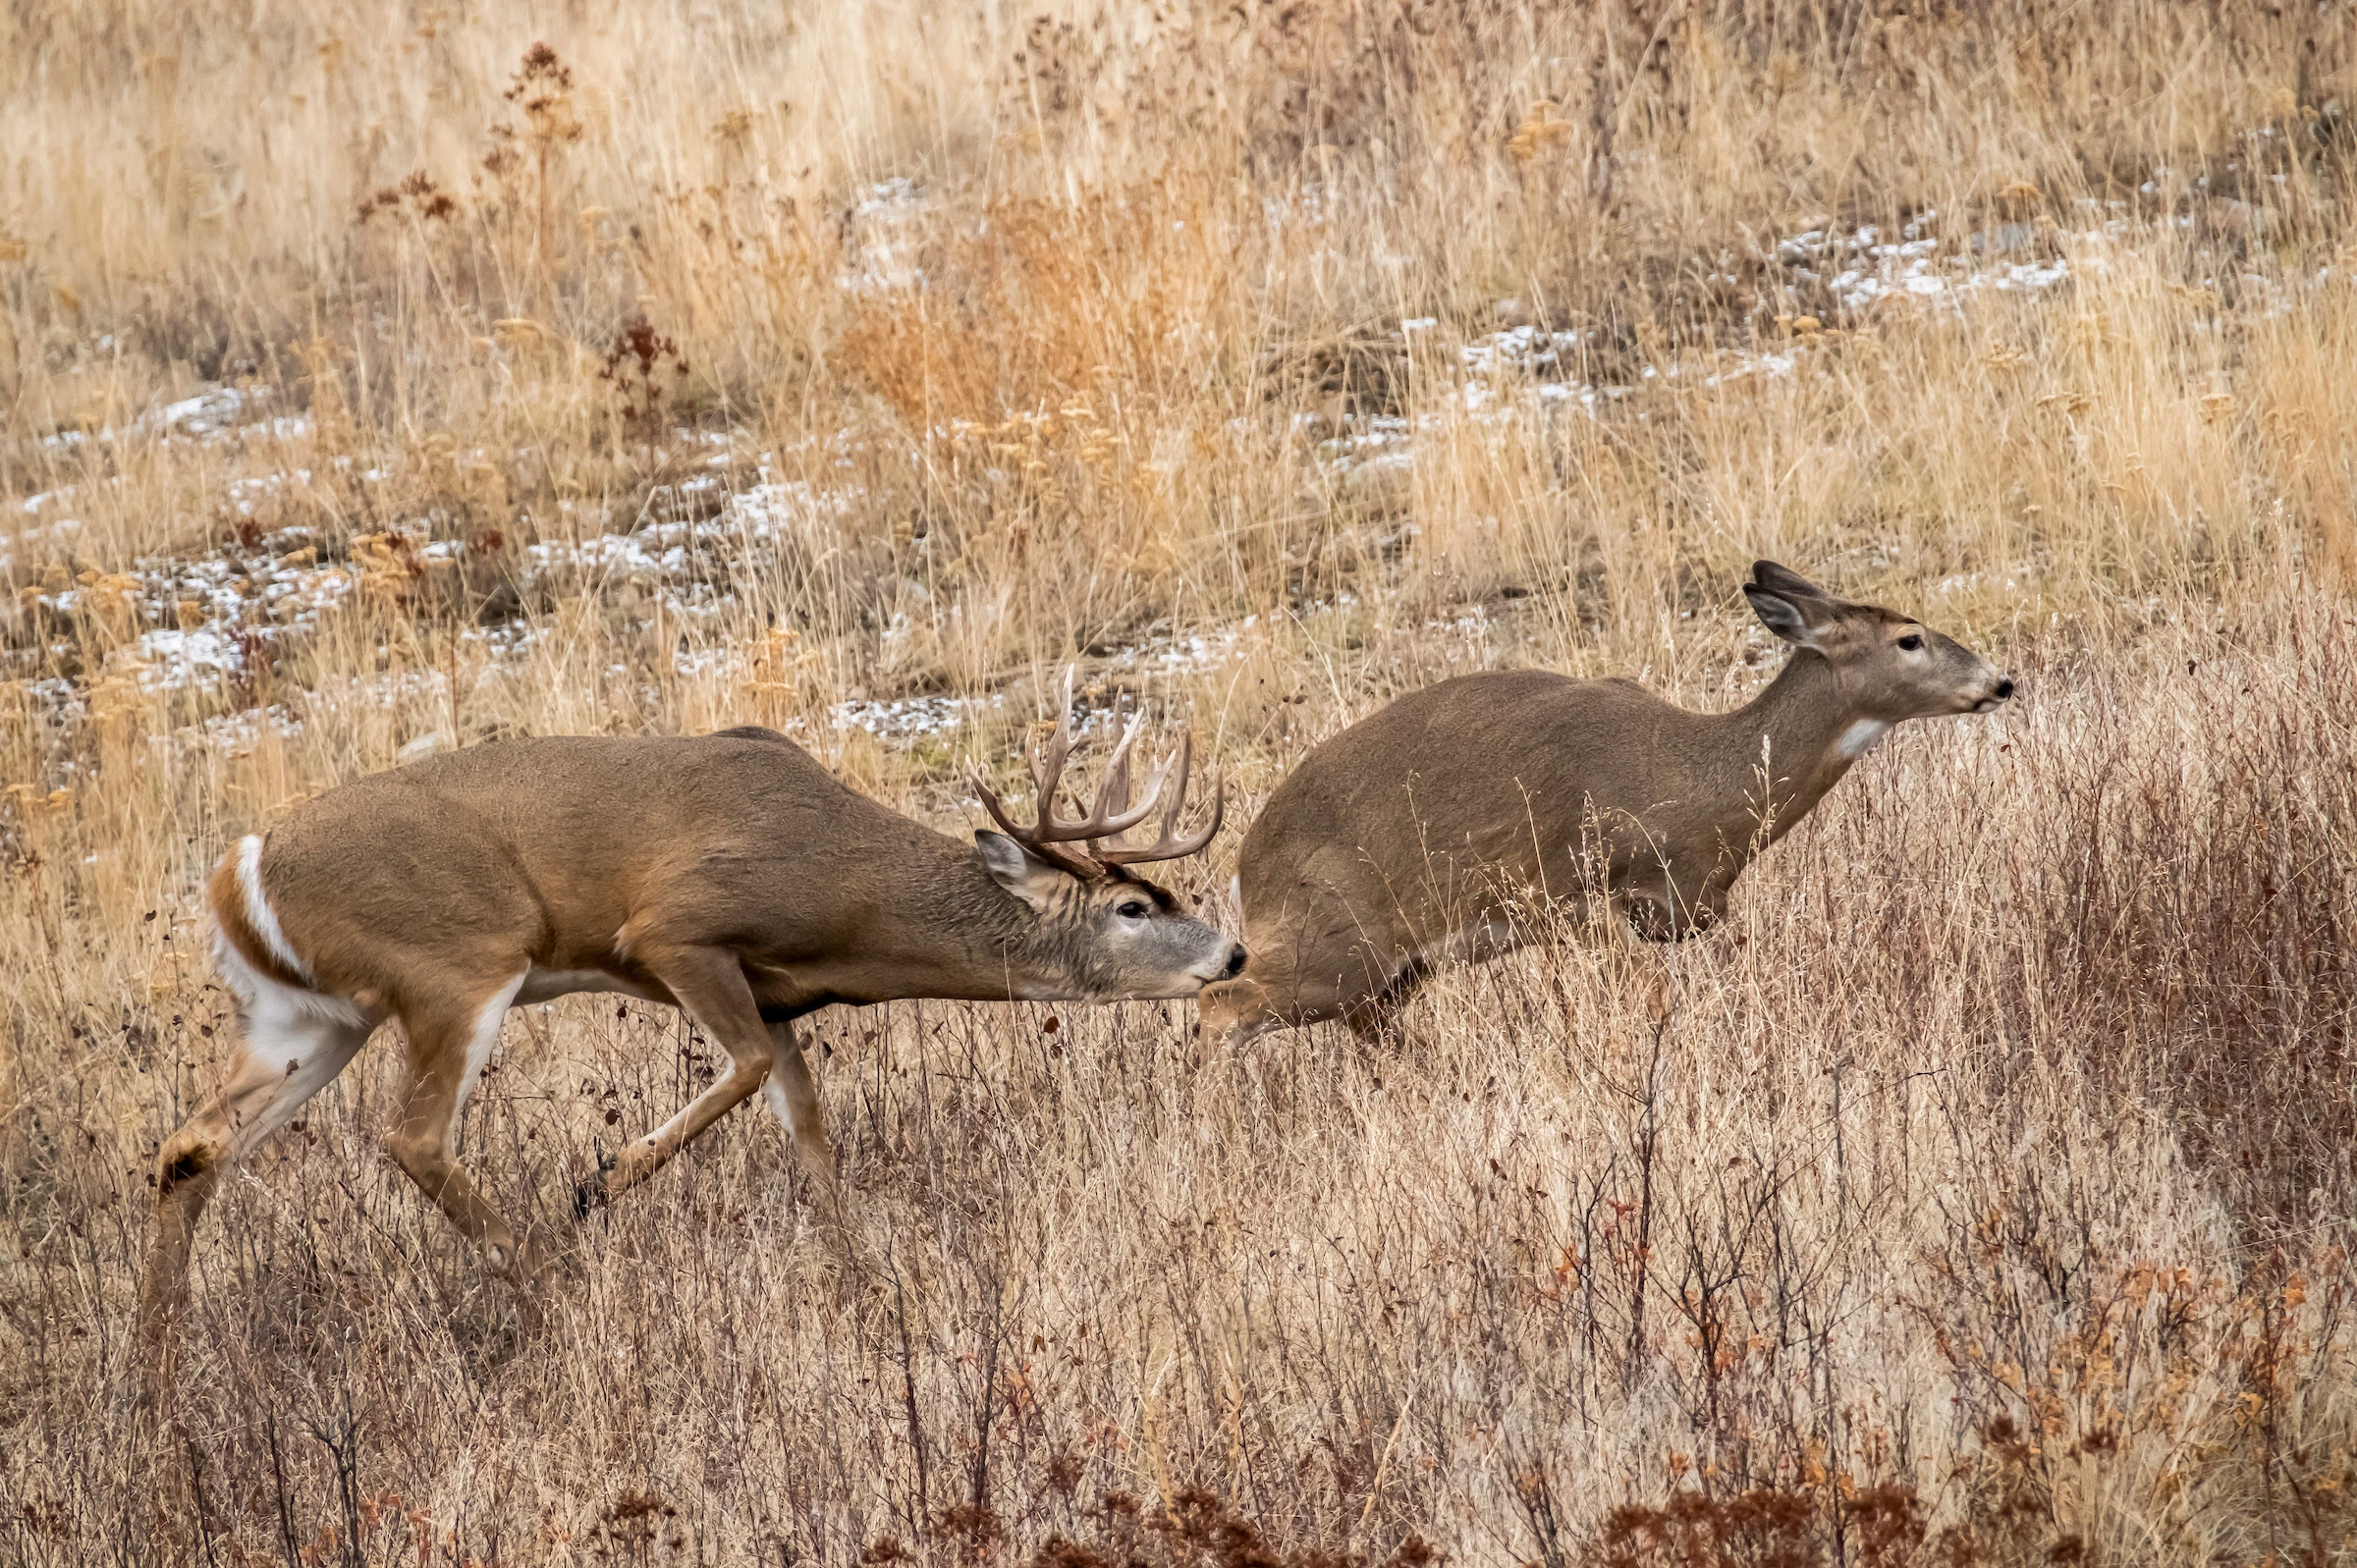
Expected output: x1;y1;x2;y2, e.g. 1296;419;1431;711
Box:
7;2;2357;1562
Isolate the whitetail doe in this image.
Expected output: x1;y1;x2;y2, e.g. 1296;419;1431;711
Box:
1197;562;2013;1046
138;694;1237;1385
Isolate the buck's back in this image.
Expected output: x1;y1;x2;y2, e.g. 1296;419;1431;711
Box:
256;730;898;951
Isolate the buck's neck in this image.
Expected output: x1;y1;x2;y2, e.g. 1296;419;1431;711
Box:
1710;650;1886;846
860;833;1073;1002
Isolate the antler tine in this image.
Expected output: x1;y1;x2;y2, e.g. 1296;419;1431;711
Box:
1091;701;1136;823
1027;668;1079;812
1093;729;1228;865
1089;700;1183;830
1090;720;1175;855
971;752;1104;882
1030;706;1165;843
969;765;1047;848
975;673;1168;861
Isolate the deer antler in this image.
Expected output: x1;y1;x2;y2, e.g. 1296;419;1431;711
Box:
1089;727;1225;866
970;673;1178;874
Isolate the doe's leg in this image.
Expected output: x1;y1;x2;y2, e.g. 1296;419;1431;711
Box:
1340;947;1432;1049
1195;976;1288;1051
1343;991;1410;1047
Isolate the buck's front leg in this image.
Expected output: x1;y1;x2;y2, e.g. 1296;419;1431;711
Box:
574;945;774;1216
760;1012;842;1222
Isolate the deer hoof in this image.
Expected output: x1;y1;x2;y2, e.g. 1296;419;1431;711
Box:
571;1149;619;1220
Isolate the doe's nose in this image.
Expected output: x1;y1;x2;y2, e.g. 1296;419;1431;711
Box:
1222;945;1249;979
1993;676;2016;700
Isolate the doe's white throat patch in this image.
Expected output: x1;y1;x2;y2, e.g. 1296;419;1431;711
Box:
1836;719;1893;760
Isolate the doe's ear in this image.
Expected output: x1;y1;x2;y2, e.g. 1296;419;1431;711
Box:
1750;560;1830;599
1744;584;1836;651
976;830;1069;912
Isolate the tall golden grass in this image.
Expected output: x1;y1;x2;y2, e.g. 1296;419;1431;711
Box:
7;1;2357;1560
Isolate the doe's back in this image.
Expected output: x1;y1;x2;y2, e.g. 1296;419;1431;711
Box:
1237;669;1689;946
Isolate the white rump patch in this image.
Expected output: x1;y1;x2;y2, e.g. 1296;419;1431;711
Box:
235;834;312;981
210;943;376;1158
1836;719;1892;760
451;971;529;1130
211;929;371;1032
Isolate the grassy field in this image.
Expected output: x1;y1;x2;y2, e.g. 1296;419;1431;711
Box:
7;0;2357;1560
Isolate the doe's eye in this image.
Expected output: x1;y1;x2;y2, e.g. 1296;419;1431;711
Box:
1117;900;1150;919
1896;633;1924;651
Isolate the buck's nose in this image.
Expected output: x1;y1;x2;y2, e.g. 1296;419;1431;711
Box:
1993;676;2016;701
1222;944;1249;979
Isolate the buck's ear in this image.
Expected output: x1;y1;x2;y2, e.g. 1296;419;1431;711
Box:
976;831;1069;911
1744;584;1836;651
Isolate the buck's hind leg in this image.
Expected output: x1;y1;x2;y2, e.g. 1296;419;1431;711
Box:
381;970;550;1295
138;972;375;1418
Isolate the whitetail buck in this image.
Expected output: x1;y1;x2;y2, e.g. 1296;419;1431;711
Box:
1196;562;2013;1046
137;696;1236;1389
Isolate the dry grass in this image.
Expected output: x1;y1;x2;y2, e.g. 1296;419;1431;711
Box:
8;1;2357;1561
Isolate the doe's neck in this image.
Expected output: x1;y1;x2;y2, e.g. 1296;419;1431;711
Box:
1720;650;1888;838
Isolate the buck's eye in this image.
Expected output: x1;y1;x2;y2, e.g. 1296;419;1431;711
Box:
1116;900;1150;920
1897;633;1924;652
